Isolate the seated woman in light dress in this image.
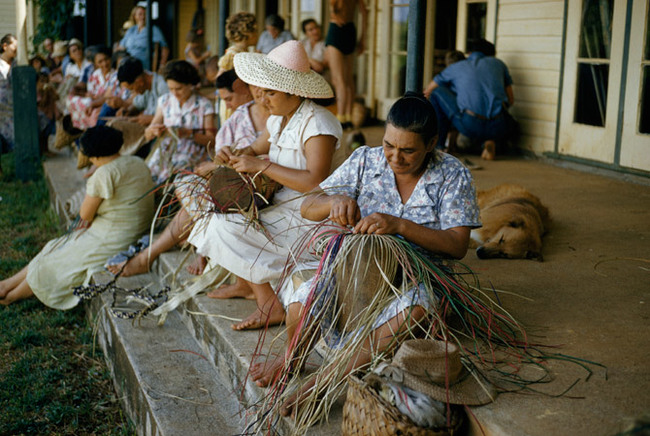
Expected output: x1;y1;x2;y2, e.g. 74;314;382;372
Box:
111;42;341;332
249;93;481;419
0;126;154;307
107;81;270;277
144;60;216;184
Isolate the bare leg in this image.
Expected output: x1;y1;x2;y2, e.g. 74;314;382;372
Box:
280;306;427;417
342;54;355;120
481;140;496;160
327;46;353;122
232;281;285;331
0;265;29;299
207;276;254;299
107;208;192;277
186;254;207;275
0;279;35;306
251;302;305;387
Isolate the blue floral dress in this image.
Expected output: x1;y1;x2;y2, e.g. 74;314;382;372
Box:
283;146;481;347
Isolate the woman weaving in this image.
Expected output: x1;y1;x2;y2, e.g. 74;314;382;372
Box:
249;93;481;422
110;41;342;331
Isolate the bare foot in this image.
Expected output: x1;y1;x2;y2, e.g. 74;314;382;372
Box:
251;354;286;387
280;377;316;417
0;282;10;299
232;304;285;331
207;282;254;299
186;255;207;275
481;140;496;160
106;253;151;277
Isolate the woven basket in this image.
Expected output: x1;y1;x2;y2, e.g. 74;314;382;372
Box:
342;375;463;436
208;165;278;213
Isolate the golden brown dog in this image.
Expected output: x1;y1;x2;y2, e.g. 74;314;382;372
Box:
470;184;550;260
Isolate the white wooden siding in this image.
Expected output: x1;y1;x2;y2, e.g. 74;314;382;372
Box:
0;0;17;37
496;0;565;154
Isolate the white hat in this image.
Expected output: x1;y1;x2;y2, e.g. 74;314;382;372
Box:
233;40;333;99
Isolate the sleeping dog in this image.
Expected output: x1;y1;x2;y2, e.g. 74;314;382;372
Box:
470;184;550;261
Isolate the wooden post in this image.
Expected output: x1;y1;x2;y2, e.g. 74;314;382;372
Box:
406;0;427;93
218;0;229;56
12;66;40;182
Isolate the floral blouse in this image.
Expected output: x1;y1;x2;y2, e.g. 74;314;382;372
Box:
320;146;481;248
146;92;215;184
87;68;114;98
67;68;116;129
214;100;258;154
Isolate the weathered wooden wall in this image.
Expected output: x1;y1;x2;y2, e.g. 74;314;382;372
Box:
497;0;564;154
0;0;17;39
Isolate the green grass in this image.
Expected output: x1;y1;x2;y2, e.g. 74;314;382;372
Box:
0;153;134;435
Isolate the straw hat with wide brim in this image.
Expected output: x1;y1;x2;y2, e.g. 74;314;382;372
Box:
377;339;497;406
233;40;333;99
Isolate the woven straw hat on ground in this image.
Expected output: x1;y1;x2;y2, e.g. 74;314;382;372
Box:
233;40;333;99
377;339;497;406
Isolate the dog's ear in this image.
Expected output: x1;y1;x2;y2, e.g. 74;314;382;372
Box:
508;218;524;228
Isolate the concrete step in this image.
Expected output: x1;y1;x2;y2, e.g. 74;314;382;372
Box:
156;252;343;436
87;253;342;436
86;271;243;435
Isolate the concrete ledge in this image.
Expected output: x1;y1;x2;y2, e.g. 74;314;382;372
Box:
86;271;242;435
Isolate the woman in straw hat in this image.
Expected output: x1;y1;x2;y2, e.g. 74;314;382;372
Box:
191;40;342;330
111;41;342;331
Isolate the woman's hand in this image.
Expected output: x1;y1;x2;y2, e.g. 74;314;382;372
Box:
144;123;165;141
214;146;235;165
353;212;401;235
229;155;267;174
195;161;217;177
328;195;361;227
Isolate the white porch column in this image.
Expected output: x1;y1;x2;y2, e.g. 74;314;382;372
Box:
15;0;28;64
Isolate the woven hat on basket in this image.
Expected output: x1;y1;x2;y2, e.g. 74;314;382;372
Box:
233;40;333;99
376;339;497;406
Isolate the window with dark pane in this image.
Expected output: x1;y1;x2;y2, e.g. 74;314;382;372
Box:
574;0;614;127
466;3;487;42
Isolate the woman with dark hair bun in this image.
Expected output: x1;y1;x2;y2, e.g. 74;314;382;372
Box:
0;126;154;307
145;60;215;184
249;93;481;421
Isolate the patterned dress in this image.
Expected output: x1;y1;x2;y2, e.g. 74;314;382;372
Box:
146;92;215;184
284;146;481;347
67;68;114;129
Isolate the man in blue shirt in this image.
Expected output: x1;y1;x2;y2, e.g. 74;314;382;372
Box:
424;39;515;160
